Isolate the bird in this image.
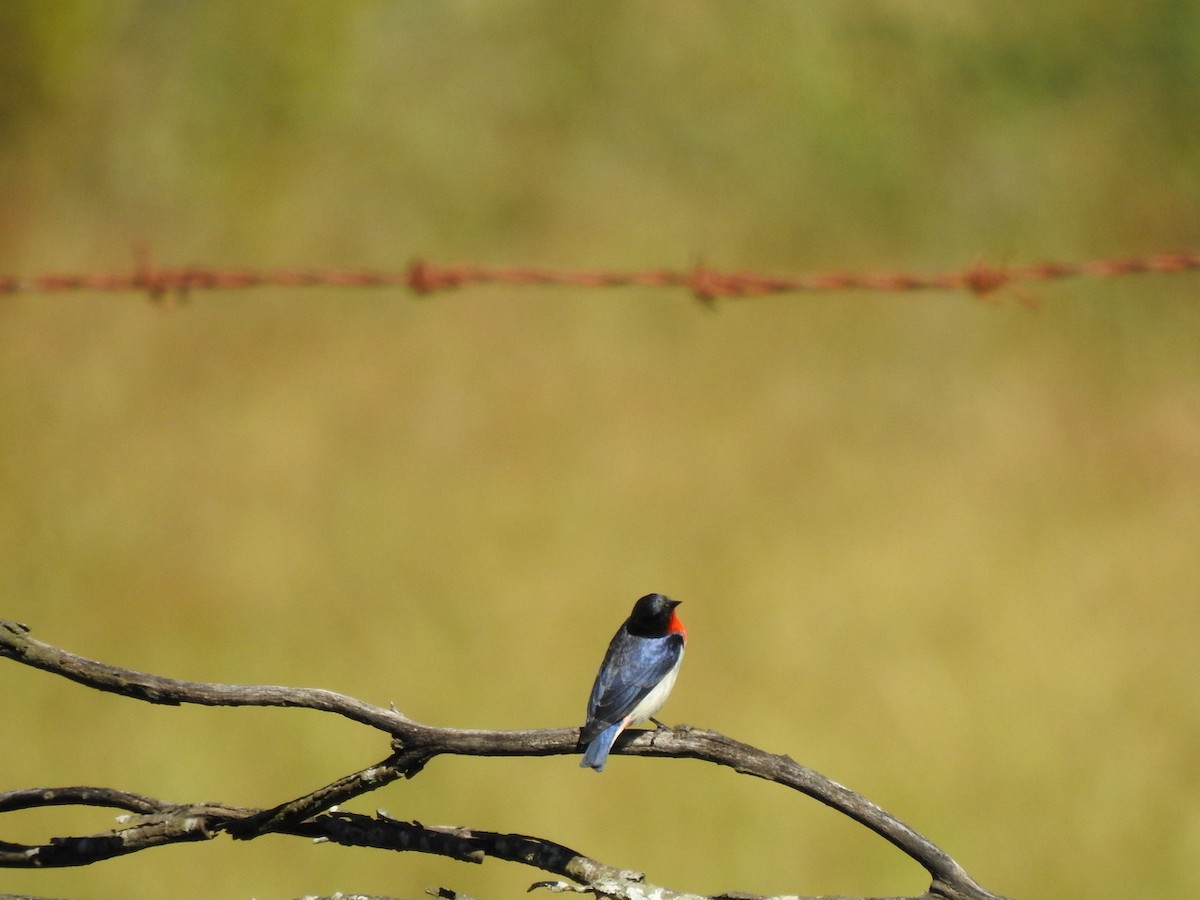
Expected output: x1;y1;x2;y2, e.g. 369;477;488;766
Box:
579;593;687;772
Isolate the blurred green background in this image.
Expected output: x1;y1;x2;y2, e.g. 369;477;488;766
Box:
3;3;1199;899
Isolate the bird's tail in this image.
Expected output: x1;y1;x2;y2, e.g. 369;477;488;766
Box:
580;721;624;772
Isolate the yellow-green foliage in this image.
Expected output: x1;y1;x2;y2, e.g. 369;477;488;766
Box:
2;4;1199;899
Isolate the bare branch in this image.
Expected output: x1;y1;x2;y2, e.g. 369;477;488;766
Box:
0;786;171;817
0;620;1008;900
0;620;404;733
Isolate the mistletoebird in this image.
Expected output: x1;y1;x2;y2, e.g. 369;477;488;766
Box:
579;593;687;772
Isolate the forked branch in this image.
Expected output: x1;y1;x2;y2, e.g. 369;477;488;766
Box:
0;620;1008;900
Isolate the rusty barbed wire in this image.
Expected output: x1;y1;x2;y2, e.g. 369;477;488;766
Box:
0;251;1197;304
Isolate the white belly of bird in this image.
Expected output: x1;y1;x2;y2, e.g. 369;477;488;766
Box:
625;654;683;725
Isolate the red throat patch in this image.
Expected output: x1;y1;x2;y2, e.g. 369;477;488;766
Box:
669;610;687;641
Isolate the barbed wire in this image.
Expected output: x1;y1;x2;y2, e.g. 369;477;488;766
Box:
1;250;1197;305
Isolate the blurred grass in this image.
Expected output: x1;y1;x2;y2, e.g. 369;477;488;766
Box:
2;3;1200;899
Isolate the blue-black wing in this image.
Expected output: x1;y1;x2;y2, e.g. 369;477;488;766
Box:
581;630;684;742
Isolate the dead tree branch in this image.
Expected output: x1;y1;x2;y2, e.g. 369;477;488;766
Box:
0;620;1009;900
